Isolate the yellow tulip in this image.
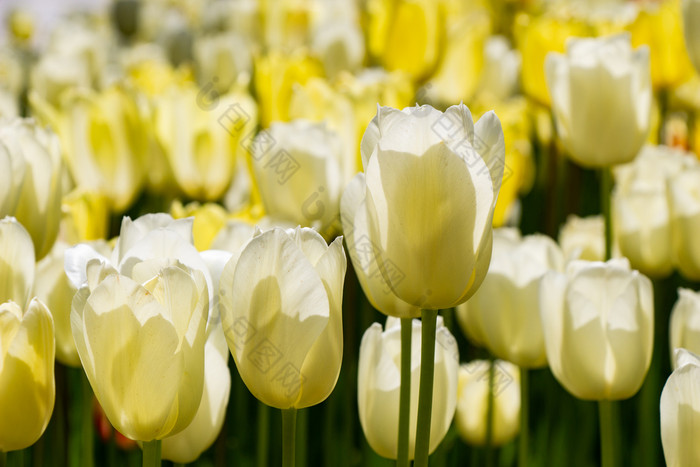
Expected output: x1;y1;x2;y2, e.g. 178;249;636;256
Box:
683;0;700;73
358;317;458;459
0;298;55;452
253;51;322;127
219;227;346;409
546;33;651;168
351;103;505;309
628;0;694;89
0;119;62;259
153;81;257;201
71;259;209;441
455;360;520;447
60;188;110;244
171;201;230;251
660;349;700;467
540;258;653;400
30;85;146;213
367;0;444;81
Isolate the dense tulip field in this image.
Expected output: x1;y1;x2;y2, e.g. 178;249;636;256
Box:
2;0;700;466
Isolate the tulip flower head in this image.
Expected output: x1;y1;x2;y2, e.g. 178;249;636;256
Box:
358;317;458;460
347;103;506;310
540;258;653;400
219;227;346;409
545;33;651;168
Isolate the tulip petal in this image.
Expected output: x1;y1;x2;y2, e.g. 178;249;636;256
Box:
0;217;35;307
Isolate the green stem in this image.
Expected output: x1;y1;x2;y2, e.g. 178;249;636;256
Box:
296;408;308;467
519;367;529;467
413;309;439;467
81;373;94;467
142;440;161;467
397;317;413;467
0;451;6;467
485;359;495;467
257;402;270;467
282;408;297;467
598;401;616;467
601;168;613;261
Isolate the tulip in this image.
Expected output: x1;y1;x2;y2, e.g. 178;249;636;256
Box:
558;215;606;262
219;227;346;409
660;349;700;467
30;85;145;213
341;174;419;318
353;103;504;309
545;33;651;168
71;258;209;441
613;145;697;278
0;217;35;308
683;0;700;73
423;4;490;104
457;228;564;368
193;32;252;95
0;118;62;259
60;188;110;244
478;36;522;103
670;289;700;369
311;16;364;79
357;317;458;459
366;0;443;81
540;258;653;400
30;53;91;107
252;120;347;236
0;298;55;452
153;81;258;202
629;0;694;89
669;165;700;280
455;360;520;447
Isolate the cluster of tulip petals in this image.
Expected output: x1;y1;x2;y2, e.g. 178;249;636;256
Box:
4;0;700;466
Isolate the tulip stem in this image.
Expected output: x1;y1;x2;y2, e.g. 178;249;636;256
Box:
81;372;95;467
598;400;617;467
413;309;439;467
257;402;270;467
142;440;161;467
0;451;5;467
601;168;613;260
282;408;297;467
519;367;529;467
397;317;413;467
485;359;496;467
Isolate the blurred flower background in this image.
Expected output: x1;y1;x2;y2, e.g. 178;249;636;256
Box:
0;0;699;465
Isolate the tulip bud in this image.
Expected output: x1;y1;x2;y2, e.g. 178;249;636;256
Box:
0;118;62;259
613;145;697;278
660;349;700;467
545;33;651;168
540;258;653;400
455;360;520;447
252;120;347;236
352;103;505;309
457;228;564;368
683;0;700;73
0;298;55;452
358;317;458;460
669;165;700;280
670;289;700;369
194;33;252;95
219;227;346;409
